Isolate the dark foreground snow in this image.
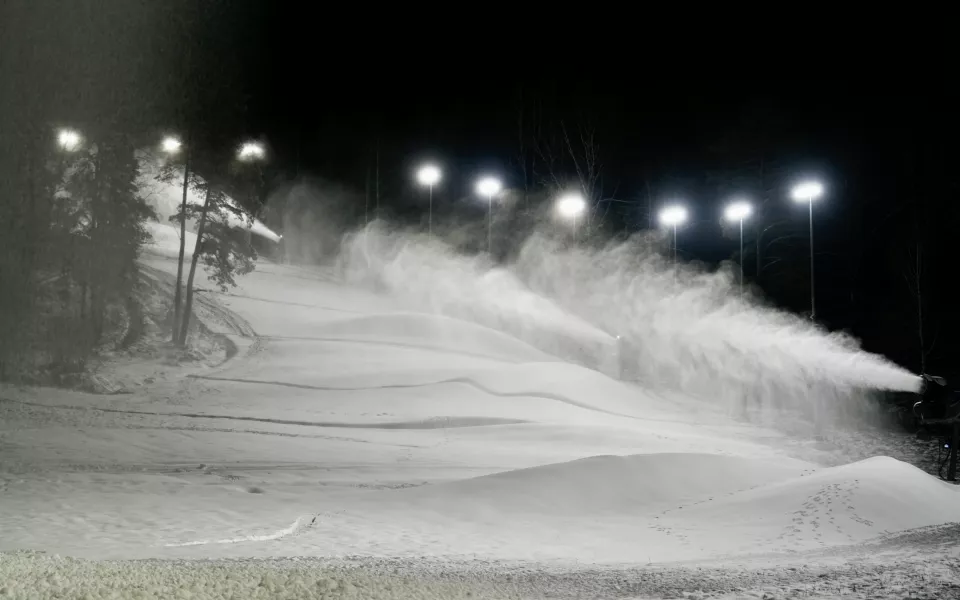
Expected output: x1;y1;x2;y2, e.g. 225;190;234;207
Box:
3;525;958;599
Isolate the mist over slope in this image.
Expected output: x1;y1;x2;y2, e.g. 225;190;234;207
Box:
136;152;280;242
338;223;920;425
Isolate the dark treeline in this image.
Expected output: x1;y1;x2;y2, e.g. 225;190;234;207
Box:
0;1;259;382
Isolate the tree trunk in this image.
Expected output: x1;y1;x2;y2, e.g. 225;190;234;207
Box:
172;151;190;342
80;280;88;319
948;422;959;482
914;242;925;374
178;186;213;346
755;221;762;282
90;281;105;344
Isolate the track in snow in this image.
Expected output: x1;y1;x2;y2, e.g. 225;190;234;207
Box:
0;397;525;430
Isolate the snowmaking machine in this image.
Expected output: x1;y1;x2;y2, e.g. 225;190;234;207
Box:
913;373;960;481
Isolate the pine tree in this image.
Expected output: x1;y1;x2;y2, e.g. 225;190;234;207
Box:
174;163;259;346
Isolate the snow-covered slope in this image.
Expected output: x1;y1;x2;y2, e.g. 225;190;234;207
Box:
1;225;954;598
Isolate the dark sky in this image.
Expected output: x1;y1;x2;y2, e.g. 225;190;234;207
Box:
4;0;959;374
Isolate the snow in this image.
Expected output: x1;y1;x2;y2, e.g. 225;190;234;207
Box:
1;221;956;598
137;152;281;244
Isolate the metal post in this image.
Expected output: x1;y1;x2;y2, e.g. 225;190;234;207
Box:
673;224;678;265
428;185;433;235
487;194;492;253
739;218;744;298
616;335;626;380
948;422;959;481
173;147;189;342
809;199;816;319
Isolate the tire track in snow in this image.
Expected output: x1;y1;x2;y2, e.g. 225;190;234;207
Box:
122;424;421;446
0;397;526;430
139;263;265;372
198;288;365;313
185;373;672;424
257;334;526;363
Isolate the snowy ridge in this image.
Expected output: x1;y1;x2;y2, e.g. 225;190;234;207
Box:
254;453;960;564
376;453;804;516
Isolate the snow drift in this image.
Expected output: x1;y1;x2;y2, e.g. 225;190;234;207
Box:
250;453;960;564
382;453;806;517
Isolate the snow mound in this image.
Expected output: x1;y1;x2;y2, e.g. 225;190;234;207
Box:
312;312;554;363
676;456;960;542
379;453;805;517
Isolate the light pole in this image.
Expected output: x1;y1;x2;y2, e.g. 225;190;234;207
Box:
54;128;83;195
790;180;824;319
56;128;82;152
161;136;182;155
475;176;502;253
162;135;188;342
724;200;752;298
556;192;587;239
237;141;267;236
658;204;688;268
238;141;266;162
416;164;441;235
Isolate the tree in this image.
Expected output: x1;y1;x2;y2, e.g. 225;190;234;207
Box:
87;134;155;342
175;167;258;346
0;126;155;382
523;109;630;237
155;147;193;341
0;125;54;379
901;237;936;374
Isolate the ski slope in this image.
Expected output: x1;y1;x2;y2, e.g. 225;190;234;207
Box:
1;222;958;597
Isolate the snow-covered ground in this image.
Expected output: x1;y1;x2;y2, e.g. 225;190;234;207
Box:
1;221;957;599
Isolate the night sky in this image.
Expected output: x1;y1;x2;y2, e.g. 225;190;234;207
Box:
5;0;959;376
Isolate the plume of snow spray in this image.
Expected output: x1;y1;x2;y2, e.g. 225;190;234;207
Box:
339;222;920;430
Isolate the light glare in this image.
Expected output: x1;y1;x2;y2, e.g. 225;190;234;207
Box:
556;193;587;219
57;129;81;151
161;136;182;154
416;164;441;186
238;141;266;161
475;176;502;198
791;181;824;202
659;205;688;227
724;200;752;222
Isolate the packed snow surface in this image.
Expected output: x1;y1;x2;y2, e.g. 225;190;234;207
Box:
0;221;951;599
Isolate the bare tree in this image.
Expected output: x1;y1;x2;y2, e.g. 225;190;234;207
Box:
527;114;617;235
902;238;936;373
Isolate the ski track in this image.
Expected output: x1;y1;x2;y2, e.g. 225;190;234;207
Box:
121;424;423;447
198;288;365;312
184;373;719;426
257;334;523;363
0;397;526;430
